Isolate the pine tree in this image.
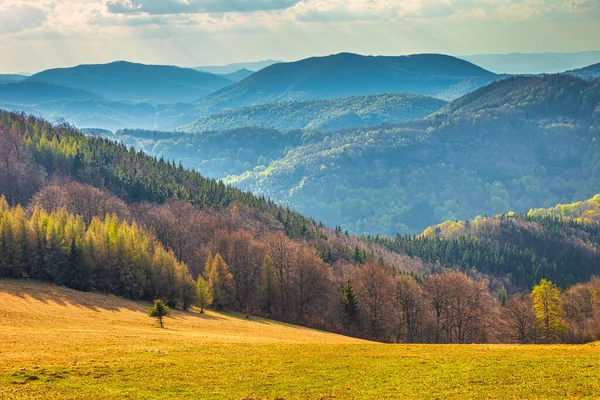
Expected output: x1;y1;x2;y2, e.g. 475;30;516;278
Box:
532;279;567;343
196;276;212;314
148;299;170;328
342;279;359;328
63;236;90;291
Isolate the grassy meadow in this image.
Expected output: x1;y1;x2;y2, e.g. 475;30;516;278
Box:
1;279;599;400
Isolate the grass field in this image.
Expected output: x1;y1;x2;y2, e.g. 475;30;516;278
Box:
1;280;599;399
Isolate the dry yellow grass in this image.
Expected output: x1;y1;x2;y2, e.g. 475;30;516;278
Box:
1;279;599;400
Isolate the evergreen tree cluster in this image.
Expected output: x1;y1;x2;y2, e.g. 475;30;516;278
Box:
0;198;195;305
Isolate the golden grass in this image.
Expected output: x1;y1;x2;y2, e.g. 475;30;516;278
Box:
1;279;599;399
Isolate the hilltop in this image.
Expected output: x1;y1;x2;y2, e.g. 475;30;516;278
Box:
194;53;497;114
27;61;232;103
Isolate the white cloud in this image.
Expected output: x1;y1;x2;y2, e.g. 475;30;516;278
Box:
0;4;47;34
106;0;302;14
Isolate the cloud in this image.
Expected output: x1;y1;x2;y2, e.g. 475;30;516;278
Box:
106;0;302;15
0;4;47;34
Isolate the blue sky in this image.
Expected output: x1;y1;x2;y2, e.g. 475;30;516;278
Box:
0;0;598;73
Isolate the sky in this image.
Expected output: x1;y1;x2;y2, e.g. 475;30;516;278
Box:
0;0;599;74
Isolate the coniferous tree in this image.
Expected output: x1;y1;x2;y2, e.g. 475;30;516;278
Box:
342;279;360;329
148;299;170;328
205;253;235;310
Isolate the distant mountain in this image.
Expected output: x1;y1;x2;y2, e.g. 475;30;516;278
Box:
195;60;282;74
0;74;28;84
27;61;232;103
565;63;600;80
0;98;196;132
222;74;600;235
216;69;255;82
194;53;497;114
0;81;102;104
179;93;447;133
461;51;600;74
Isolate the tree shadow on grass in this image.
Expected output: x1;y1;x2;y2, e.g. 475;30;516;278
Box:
0;278;224;321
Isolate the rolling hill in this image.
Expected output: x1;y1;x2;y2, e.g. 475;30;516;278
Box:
195;59;282;74
26;61;232;103
179;93;447;133
223;74;600;236
216;69;255;82
193;53;498;114
0;81;103;104
566;63;600;80
0;74;28;84
0;98;196;131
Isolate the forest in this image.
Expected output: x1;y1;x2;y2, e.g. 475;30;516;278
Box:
1;109;600;344
179;93;446;133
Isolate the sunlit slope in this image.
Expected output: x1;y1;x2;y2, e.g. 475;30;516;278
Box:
1;280;599;400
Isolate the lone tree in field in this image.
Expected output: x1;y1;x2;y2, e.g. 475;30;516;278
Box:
196;276;212;314
149;299;170;328
532;279;567;343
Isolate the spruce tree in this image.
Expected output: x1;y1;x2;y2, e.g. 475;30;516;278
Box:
342;279;359;328
148;299;170;328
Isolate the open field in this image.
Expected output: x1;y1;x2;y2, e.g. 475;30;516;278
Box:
1;280;599;400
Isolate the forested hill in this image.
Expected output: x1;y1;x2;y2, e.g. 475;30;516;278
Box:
227;74;600;236
179;93;447;133
371;195;600;291
26;61;232;103
193;53;497;114
566;63;600;80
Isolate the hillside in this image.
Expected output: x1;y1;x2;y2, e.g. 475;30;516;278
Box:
371;194;600;290
224;74;600;236
195;59;282;74
0;74;28;84
1;99;196;132
2;279;599;399
0;81;102;104
179;93;447;133
27;61;232;103
194;53;497;114
566;63;600;80
216;69;255;82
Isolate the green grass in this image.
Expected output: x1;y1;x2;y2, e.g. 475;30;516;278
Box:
1;280;599;399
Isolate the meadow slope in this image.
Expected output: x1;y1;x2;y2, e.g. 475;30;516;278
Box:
1;280;599;400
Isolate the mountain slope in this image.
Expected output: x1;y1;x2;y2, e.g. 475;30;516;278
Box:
194;53;498;114
0;74;28;84
195;59;282;74
0;81;103;104
27;61;232;103
179;93;447;133
372;194;600;289
225;75;600;235
216;69;255;82
566;63;600;80
1;99;196;131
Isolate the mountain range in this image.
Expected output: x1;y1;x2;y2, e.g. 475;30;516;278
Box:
194;59;282;74
193;53;498;116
